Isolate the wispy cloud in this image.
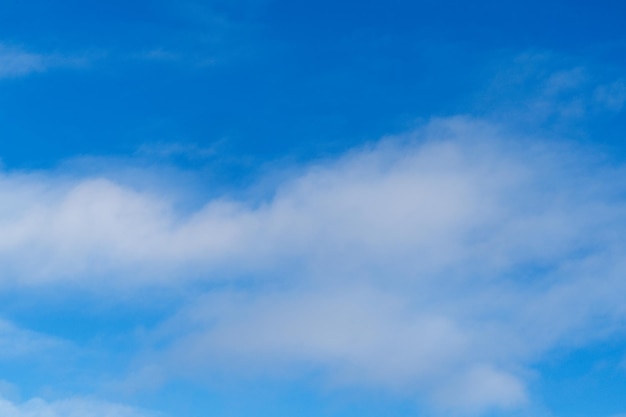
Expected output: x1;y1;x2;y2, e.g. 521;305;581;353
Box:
0;45;47;78
0;394;153;417
136;48;181;62
594;80;626;112
479;52;626;128
0;319;65;358
0;43;92;79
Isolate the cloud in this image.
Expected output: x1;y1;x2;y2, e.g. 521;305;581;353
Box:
154;288;530;411
0;117;620;286
594;80;626;112
136;48;181;62
0;45;47;78
0;44;90;79
0;118;530;285
479;52;625;129
432;365;527;412
0;395;153;417
2;116;626;413
0;319;65;358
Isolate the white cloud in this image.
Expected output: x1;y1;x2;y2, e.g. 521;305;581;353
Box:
2;116;626;413
0;117;620;287
0;395;153;417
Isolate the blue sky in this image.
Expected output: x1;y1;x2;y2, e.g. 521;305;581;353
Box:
0;1;626;416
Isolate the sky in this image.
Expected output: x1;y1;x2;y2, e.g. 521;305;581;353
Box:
0;0;626;416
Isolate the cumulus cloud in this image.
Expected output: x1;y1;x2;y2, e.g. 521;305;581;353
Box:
0;117;621;285
0;119;523;285
2;116;626;413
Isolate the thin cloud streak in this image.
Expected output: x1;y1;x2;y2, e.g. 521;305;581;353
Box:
0;394;153;417
0;319;65;358
0;43;93;79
